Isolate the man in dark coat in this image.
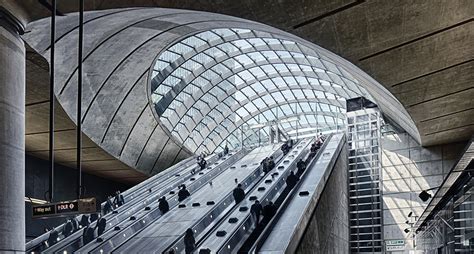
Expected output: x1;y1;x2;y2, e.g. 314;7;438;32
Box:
47;228;59;246
178;185;191;202
63;219;73;237
286;171;299;189
250;200;263;226
184;228;196;254
232;184;245;204
296;159;306;177
96;216;107;237
262;201;277;225
159;196;170;214
114;190;125;207
267;156;275;170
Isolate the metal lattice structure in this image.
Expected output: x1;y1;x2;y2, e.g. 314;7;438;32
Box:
150;28;374;154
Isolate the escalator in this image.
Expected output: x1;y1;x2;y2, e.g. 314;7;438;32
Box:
252;133;345;254
75;149;249;254
196;138;314;253
26;151;236;253
112;144;283;253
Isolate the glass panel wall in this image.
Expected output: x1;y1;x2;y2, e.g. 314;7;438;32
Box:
347;105;383;253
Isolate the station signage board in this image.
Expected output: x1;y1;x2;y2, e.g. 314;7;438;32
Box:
385;239;405;252
386;239;405;246
32;198;97;218
386;245;405;251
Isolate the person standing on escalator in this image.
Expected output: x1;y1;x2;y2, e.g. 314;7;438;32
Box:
262;201;277;226
96;215;107;237
286;171;299;190
159;196;169;214
232;184;245;204
296;158;306;177
184;228;196;254
114;190;125;208
268;156;275;170
178;185;191;202
251;200;263;226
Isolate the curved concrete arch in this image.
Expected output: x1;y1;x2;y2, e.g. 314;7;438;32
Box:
23;7;420;175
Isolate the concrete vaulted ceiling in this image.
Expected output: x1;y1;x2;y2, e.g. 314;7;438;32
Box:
22;7;419;172
4;0;472;183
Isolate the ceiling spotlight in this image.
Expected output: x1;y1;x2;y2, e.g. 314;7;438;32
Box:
419;190;432;202
404;228;410;233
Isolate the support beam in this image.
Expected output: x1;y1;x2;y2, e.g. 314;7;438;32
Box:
0;8;26;252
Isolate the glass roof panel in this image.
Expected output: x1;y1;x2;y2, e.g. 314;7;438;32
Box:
150;27;373;154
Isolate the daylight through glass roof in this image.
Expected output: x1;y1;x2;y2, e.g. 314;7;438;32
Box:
150;28;373;154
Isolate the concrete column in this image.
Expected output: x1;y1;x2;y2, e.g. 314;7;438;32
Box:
0;9;26;253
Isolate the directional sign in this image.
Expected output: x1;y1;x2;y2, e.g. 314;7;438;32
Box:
32;204;56;218
386;245;405;251
56;200;79;215
386;239;405;246
32;198;97;218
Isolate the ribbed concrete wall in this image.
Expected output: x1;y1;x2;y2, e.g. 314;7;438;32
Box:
296;146;349;253
380;132;466;253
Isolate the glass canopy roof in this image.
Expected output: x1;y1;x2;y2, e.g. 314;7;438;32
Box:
150;28;373;154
